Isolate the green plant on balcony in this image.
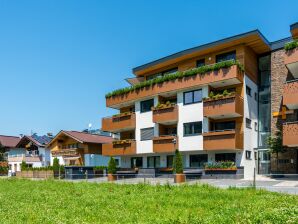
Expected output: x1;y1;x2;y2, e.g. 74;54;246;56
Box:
112;139;131;145
112;111;132;118
284;40;298;51
204;89;236;102
152;101;175;110
106;60;244;98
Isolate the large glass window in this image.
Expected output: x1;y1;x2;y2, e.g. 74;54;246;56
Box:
131;157;143;168
190;154;208;168
147;156;160;168
140;99;154;113
184;122;202;136
212;121;236;131
216;51;236;63
167;155;174;168
183;89;202;105
215;153;236;162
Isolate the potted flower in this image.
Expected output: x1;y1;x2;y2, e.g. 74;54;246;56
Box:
107;157;117;181
173;149;185;183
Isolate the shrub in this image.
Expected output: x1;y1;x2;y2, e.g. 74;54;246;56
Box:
94;166;107;171
204;161;236;169
173;149;183;174
20;161;27;171
222;89;229;96
108;157;117;174
106;60;244;98
284;40;298;51
53;158;60;172
209;91;215;98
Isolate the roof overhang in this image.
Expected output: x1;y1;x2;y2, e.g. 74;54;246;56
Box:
290;22;298;38
46;131;84;147
132;30;271;76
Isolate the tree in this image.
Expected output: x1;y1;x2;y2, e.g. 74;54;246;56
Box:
52;158;60;172
267;131;285;172
173;149;183;174
0;143;5;161
108;157;117;174
21;161;27;171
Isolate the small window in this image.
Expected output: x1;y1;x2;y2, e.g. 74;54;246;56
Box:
246;151;252;160
246;118;252;129
196;59;205;67
162;67;178;76
254;92;258;101
254;122;258;131
216;51;236;63
147;156;160;168
246;86;251;96
215;153;236;162
183;89;202;105
140;127;154;141
184;122;202;136
140;99;154;113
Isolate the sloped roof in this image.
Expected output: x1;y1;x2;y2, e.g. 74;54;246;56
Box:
47;130;114;146
16;134;52;148
0;135;20;148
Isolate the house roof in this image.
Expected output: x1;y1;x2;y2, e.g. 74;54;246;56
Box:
16;134;52;148
0;135;20;148
47;130;114;146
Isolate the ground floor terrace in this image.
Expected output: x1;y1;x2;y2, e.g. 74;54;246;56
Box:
115;150;255;179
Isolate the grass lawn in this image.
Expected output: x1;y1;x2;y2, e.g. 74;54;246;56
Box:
0;179;297;224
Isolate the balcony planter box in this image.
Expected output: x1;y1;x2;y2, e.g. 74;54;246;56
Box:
205;168;237;175
174;174;185;183
202;167;244;179
107;174;117;181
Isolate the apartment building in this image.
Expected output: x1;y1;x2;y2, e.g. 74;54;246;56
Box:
102;22;298;179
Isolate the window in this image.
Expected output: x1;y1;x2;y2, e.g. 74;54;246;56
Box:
190;154;208;168
167;155;174;168
146;68;178;80
196;59;205;67
246;86;252;96
254;92;258;101
246;118;252;129
183;89;202;105
184;122;202;136
216;51;236;63
140;127;154;141
131;157;143;168
140;99;154;113
254;122;258;131
213;121;236;131
245;151;252;160
162;67;178;76
147;156;160;168
215;153;236;162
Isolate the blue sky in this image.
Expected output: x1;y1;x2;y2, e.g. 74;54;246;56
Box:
0;0;297;136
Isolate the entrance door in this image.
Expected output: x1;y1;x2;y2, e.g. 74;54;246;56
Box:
131;157;143;168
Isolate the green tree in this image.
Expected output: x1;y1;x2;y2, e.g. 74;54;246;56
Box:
21;161;27;171
0;143;5;161
53;158;60;172
173;149;183;174
267;131;284;172
108;157;117;174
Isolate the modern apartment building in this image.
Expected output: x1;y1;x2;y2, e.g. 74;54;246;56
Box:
102;22;298;179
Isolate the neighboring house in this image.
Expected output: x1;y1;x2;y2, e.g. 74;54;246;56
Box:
47;130;114;166
8;134;52;173
102;22;298;179
0;135;20;163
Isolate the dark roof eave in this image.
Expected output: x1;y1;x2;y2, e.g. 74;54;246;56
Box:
290;22;298;31
132;30;271;74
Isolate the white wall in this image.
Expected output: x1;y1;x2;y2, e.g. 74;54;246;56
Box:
177;87;208;152
135;97;158;154
242;75;258;179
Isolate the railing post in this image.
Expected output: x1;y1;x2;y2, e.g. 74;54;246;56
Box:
253;167;256;189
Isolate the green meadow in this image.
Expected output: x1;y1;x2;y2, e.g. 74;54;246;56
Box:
0;179;297;224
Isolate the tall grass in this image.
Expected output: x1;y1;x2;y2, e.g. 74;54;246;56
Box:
0;179;297;224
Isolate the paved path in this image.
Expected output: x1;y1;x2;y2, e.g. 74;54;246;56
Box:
65;177;298;195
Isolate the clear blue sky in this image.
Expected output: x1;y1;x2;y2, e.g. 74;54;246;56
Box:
0;0;297;136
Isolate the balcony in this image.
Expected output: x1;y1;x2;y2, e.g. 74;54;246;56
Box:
102;139;136;156
203;94;243;119
283;80;298;109
153;135;178;153
284;48;298;78
102;112;136;132
8;154;42;163
51;148;81;157
283;122;298;147
152;104;178;124
203;130;243;150
107;65;243;108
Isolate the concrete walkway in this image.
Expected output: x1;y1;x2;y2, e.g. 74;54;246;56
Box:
65;176;298;195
